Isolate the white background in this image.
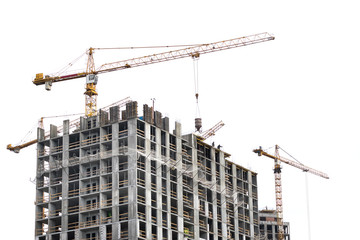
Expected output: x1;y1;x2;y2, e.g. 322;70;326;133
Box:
0;0;359;239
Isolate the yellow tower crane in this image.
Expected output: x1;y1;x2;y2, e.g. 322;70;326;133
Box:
253;145;329;240
8;33;274;153
33;32;275;117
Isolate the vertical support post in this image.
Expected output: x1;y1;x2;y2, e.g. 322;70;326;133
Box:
111;122;120;238
174;122;184;239
61;120;70;240
127;118;138;240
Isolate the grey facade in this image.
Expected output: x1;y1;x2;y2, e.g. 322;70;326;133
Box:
35;101;259;240
259;209;290;240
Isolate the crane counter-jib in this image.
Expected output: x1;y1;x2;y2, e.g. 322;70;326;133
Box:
33;72;87;85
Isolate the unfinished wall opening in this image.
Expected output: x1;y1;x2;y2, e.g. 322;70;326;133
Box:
119;171;128;188
151;191;157;208
118;121;128;138
101;158;112;174
119;188;128;205
137;136;145;153
101;175;112;192
101;141;112;153
51;234;60;240
151;160;157;175
161;131;166;145
120;222;128;239
68;181;79;198
161;179;167;195
83;128;100;146
150;126;156;142
67;231;75;240
162;211;167;226
119;138;128;153
50;185;62;201
82;162;100;178
101;125;112;141
151;207;157;225
137;187;146;205
163;229;168;240
69;133;80;149
139;222;146;239
161;164;167;178
51;137;63;154
171;198;178;215
183;206;194;224
119;204;128;222
119;155;128;171
170;168;177;182
69;149;80;165
171;214;178;231
49;216;62;234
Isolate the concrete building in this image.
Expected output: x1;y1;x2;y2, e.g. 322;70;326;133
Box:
35;101;260;240
259;209;290;240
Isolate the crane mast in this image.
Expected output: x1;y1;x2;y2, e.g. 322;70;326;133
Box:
33;32;274;117
273;145;285;240
253;145;329;240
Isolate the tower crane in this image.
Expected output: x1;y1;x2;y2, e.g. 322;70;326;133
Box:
253;145;329;240
33;32;274;117
7;97;132;153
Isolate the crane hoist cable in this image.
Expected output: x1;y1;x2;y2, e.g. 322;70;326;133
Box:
192;53;202;132
193;54;200;115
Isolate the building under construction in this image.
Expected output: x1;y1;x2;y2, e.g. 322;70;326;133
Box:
259;209;290;240
35;101;260;240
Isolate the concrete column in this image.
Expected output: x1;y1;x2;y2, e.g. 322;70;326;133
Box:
50;124;58;138
35;128;46;239
233;165;240;240
174;122;184;240
100;225;106;240
248;172;254;239
61;120;70;240
163;129;171;240
111;122;120;239
79;117;86;131
37;127;45;141
210;148;218;240
191;136;200;240
154;126;163;240
127;118;138;240
219;151;228;239
144;122;152;239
